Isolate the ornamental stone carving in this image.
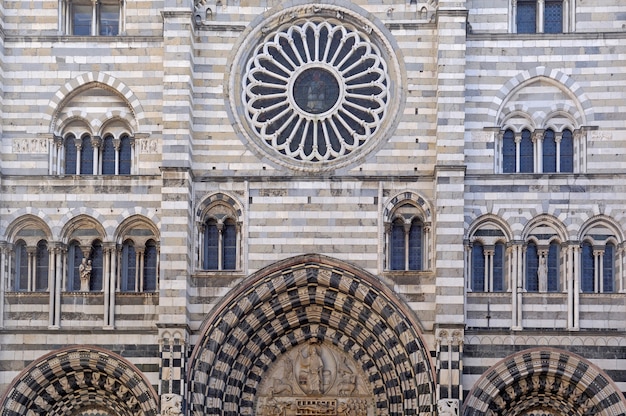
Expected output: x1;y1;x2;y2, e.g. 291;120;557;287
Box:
256;340;373;416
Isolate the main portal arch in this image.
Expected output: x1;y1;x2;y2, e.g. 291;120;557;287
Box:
188;254;436;416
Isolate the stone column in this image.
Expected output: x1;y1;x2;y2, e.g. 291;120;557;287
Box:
436;328;464;402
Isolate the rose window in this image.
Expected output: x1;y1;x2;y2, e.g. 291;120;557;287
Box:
242;20;390;164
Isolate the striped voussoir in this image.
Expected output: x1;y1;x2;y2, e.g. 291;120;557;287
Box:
189;254;436;416
463;348;626;416
0;346;159;416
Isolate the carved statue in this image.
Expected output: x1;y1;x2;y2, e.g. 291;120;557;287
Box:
300;341;325;394
79;258;92;291
437;399;459;416
162;393;183;416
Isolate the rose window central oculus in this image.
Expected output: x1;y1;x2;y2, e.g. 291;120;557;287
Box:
238;16;393;167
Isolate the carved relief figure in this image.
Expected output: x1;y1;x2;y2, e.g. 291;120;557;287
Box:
162;393;183;416
79;258;92;291
269;356;294;396
337;357;356;396
300;341;325;394
437;399;459;416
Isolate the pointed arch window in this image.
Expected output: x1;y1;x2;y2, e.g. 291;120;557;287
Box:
203;218;238;271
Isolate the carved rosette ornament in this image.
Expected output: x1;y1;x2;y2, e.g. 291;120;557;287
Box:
256;341;373;416
229;4;403;172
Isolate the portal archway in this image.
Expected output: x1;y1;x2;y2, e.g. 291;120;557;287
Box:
0;346;159;416
463;348;626;415
189;254;436;415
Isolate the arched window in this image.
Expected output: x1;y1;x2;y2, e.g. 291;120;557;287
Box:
144;240;158;291
81;135;94;175
65;134;77;175
547;241;559;292
519;129;533;173
525;242;539;292
119;134;132;174
120;240;137;292
471;242;485;292
493;242;505;292
389;217;423;271
14;241;28;291
90;241;103;291
581;241;594;293
102;135;116;175
502;129;516;173
67;241;83;291
68;0;121;36
560;129;574;172
203;218;237;271
543;129;557;173
603;243;615;293
35;240;49;291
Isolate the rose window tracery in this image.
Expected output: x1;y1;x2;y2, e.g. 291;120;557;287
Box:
236;12;397;170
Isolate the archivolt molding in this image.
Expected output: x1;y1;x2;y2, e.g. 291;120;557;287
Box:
0;346;158;416
463;348;626;416
188;254;435;416
491;67;594;127
383;190;432;223
47;72;144;135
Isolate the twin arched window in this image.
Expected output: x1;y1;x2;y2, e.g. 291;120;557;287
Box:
14;240;49;292
471;242;506;292
525;241;560;292
202;218;238;270
581;241;615;293
64;133;132;175
389;218;423;271
502;128;573;173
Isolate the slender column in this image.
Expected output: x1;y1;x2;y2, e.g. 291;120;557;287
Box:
236;222;243;271
403;222;411;271
514;132;522;173
138;248;145;292
384;223;391;270
511;0;517;33
55;136;64;175
129;137;136;174
0;243;7;328
573;245;580;329
109;244;117;328
509;244;518;329
113;137;121;175
533;130;543;173
92;136;102;174
75;138;83;175
48;136;55;175
91;0;97;35
566;245;574;329
27;247;36;291
464;241;471;291
424;225;431;270
135;249;141;290
48;247;56;327
593;249;602;293
555;132;563;173
484;248;494;292
537;0;545;33
54;245;63;328
103;245;111;328
198;223;205;270
515;242;523;329
563;0;570;32
218;223;225;271
596;249;605;293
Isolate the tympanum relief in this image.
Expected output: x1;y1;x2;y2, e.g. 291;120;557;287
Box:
256;340;373;416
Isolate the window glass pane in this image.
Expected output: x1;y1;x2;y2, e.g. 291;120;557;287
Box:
65;135;77;175
390;219;405;271
144;241;158;291
547;242;559;292
543;129;556;173
15;242;28;291
544;1;563;34
73;3;92;35
99;3;119;36
204;221;219;270
223;222;237;270
471;243;485;292
121;242;136;292
526;243;539;292
517;1;537;34
408;220;422;271
603;243;614;293
102;136;116;175
493;243;505;292
81;136;94;175
519;129;533;173
90;242;103;291
581;242;594;293
36;241;49;292
560;129;574;172
502;129;516;173
119;135;131;175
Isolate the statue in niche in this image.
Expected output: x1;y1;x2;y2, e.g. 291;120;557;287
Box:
538;254;548;292
79;258;92;291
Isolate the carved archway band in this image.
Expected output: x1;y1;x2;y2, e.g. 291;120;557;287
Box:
0;346;159;416
462;348;626;416
189;254;435;416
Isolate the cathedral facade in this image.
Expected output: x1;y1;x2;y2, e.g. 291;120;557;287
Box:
0;0;626;415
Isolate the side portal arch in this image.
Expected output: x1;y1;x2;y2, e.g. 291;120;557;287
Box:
189;254;435;416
